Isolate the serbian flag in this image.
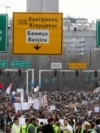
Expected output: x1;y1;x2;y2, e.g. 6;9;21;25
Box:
0;83;3;90
6;83;13;94
10;93;15;103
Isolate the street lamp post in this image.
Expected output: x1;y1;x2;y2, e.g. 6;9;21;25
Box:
90;48;92;69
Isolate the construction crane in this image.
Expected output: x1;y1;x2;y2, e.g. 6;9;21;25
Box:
0;4;10;13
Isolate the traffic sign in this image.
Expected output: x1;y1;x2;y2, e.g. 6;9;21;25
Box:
11;61;31;68
96;21;100;47
0;61;8;68
0;14;8;52
13;12;63;55
51;63;62;69
69;63;87;70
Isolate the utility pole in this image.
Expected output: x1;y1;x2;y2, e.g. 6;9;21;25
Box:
90;48;92;69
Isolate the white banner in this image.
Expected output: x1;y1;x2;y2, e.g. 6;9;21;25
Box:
33;98;40;110
21;102;30;110
49;105;56;111
17;88;24;102
28;97;33;106
19;117;25;125
14;102;30;112
14;103;21;112
6;83;13;94
94;107;100;112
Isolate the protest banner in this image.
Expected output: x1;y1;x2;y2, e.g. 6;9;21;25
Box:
49;105;56;111
33;98;40;110
17;88;24;102
14;103;21;112
21;102;30;110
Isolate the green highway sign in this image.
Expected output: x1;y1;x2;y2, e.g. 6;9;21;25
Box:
96;21;100;48
11;61;31;68
0;61;8;68
0;14;8;52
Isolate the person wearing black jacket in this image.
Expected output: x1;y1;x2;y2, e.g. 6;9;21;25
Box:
37;122;44;133
0;113;4;131
42;118;55;133
95;119;100;133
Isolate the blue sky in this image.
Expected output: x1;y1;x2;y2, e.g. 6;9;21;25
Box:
0;0;100;22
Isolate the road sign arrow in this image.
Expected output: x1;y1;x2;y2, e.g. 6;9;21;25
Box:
33;45;41;50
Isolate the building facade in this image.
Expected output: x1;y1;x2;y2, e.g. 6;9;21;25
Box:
26;0;59;12
63;17;96;31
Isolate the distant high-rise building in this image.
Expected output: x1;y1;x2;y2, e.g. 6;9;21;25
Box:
26;0;59;12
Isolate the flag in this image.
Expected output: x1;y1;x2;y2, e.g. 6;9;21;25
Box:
6;83;13;94
10;93;15;103
34;86;40;93
0;83;3;90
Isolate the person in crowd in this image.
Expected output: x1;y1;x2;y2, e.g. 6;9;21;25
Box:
88;122;97;133
37;122;44;133
80;121;90;133
0;112;4;131
95;119;100;133
42;118;55;133
75;121;82;133
60;118;73;133
5;113;12;125
34;119;40;133
55;121;61;133
6;124;11;133
53;119;60;133
20;118;29;133
26;117;37;133
11;117;20;133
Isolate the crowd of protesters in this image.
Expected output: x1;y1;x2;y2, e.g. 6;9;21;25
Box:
0;89;99;133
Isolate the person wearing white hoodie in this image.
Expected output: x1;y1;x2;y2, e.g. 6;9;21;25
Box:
60;119;73;133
